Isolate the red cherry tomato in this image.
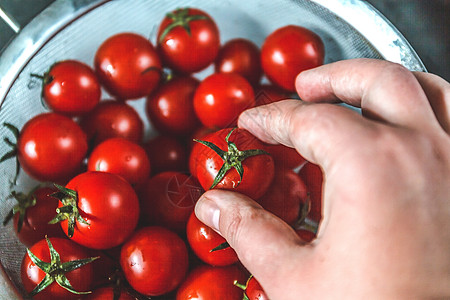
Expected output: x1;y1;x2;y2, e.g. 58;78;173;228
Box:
193;128;274;200
241;276;269;300
139;172;203;233
87;137;151;186
38;60;101;116
79;100;144;146
157;8;220;73
94;33;162;100
16;112;87;182
261;25;325;91
56;171;140;249
256;167;308;226
188;130;216;177
120;226;189;296
215;38;262;85
186;212;238;266
8;186;65;247
21;238;95;300
194;73;255;128
146;76;201;135
143;135;188;175
176;264;248;300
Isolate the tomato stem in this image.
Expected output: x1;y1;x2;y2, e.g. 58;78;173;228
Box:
158;8;209;44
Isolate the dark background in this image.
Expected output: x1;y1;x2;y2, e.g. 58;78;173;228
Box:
0;0;449;81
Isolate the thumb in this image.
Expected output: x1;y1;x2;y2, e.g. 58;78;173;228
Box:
195;189;308;293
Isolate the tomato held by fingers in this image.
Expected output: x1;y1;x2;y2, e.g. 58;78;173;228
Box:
261;25;325;91
186;212;238;266
51;171;140;250
157;8;220;74
256;167;308;227
21;237;97;300
88;137;151;186
94;33;162;100
3;186;65;247
215;38;262;85
297;162;323;223
193;128;274;200
139;172;203;233
36;60;101;116
235;276;269;300
7;113;88;183
194;73;255;128
176;264;248;300
79;100;144;146
146;76;201;136
120;226;189;296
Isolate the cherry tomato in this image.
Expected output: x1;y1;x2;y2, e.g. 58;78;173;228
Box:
157;8;220;74
94;33;162;100
215;38;262;85
176;264;247;300
54;171;140;249
143;135;188;175
264;143;306;169
188;130;216;178
87;137;151;186
235;276;269;300
120;226;189;296
6;186;65;247
193;128;274;200
186;212;238;266
194;73;255;128
38;60;101;116
297;162;323;222
16;113;87;182
261;25;325;91
256;167;308;226
79;100;144;146
86;286;135;300
146;76;201;135
21;237;96;300
138;172;203;233
254;84;291;106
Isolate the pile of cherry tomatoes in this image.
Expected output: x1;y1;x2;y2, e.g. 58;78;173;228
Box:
1;7;325;300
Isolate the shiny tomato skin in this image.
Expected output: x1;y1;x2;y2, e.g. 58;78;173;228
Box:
187;212;238;266
256;167;308;226
245;277;269;300
87;137;151;186
157;8;220;74
42;60;101;116
120;226;189;296
215;38;262;85
143;135;188;175
297;162;323;222
61;171;140;250
13;186;65;247
94;33;162;100
146;76;201;136
138;172;203;233
79;100;144;146
17;112;87;182
188;130;217;178
194;128;274;200
194;73;255;128
176;264;247;300
261;25;325;91
21;238;95;300
86;286;135;300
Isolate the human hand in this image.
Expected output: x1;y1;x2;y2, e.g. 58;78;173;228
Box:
194;59;450;299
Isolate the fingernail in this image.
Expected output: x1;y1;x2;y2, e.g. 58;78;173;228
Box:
195;195;221;233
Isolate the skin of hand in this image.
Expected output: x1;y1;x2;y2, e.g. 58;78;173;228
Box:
194;59;450;299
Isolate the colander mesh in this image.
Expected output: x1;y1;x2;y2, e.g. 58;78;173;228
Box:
0;0;384;295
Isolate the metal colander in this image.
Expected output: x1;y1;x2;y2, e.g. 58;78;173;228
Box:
0;0;425;298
